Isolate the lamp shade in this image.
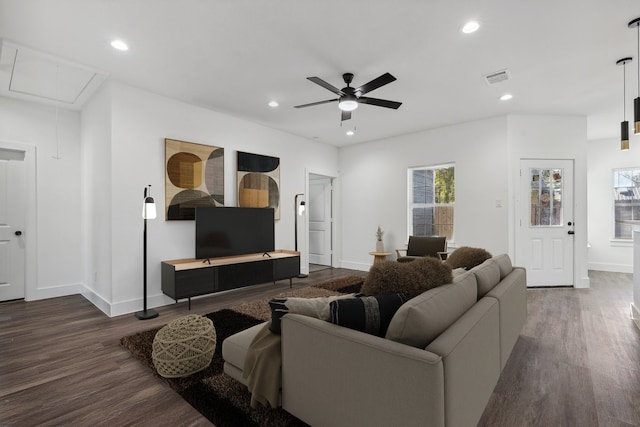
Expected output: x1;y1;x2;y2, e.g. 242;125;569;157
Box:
143;196;157;219
621;121;630;151
635;98;640;135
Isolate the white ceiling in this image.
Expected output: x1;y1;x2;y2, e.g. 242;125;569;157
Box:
0;0;639;147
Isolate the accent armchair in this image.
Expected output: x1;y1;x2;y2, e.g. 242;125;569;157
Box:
396;236;448;263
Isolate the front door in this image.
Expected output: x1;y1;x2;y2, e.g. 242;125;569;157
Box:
0;148;27;300
309;176;332;266
517;159;574;287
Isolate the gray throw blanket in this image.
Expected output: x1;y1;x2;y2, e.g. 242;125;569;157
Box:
243;322;282;408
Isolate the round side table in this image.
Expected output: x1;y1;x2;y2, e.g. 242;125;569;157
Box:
369;251;392;265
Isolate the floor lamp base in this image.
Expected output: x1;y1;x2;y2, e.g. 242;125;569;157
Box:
135;309;159;320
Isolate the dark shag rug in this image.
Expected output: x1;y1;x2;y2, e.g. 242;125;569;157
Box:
120;276;365;427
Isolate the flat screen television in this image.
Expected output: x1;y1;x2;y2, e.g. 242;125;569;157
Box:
195;207;275;259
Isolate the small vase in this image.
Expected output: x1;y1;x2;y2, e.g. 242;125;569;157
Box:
376;240;384;252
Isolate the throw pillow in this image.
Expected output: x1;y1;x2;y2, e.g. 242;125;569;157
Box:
445;246;492;270
328;293;408;337
361;256;452;299
268;294;357;334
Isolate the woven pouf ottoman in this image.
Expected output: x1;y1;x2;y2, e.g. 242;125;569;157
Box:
152;314;216;378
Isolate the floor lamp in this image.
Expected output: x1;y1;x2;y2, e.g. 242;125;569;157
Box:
294;193;309;278
136;185;159;320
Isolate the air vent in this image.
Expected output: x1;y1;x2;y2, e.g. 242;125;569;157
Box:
483;69;510;85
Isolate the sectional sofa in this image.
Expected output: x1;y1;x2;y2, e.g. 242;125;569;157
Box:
223;254;527;427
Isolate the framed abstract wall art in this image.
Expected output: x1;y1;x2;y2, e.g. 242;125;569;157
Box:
165;138;224;220
237;151;280;219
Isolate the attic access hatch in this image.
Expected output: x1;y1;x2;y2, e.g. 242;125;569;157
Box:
0;40;107;108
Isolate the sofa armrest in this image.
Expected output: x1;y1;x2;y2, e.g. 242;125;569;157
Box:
281;314;445;427
396;248;407;258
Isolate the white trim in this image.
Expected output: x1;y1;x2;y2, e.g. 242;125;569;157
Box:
80;286;112;316
305;167;340;275
609;238;633;247
588;262;633;274
340;260;371;272
32;283;81;300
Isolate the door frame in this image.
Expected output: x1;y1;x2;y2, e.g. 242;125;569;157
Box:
308;174;333;266
515;157;575;287
0;140;37;301
304;168;339;275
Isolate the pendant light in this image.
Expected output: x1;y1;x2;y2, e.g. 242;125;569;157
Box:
617;57;632;151
629;18;640;134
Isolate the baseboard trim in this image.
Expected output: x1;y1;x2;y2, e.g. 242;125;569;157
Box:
588;263;633;274
340;260;371;272
80;286;112;317
80;286;173;318
26;283;82;301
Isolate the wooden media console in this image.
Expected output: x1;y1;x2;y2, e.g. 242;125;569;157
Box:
161;250;300;309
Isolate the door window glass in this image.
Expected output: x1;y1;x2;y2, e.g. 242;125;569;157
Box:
530;168;563;226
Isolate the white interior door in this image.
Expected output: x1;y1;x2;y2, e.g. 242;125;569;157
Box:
0;149;27;301
517;159;574;287
309;177;332;266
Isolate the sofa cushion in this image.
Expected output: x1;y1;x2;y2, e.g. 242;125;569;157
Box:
269;294;357;334
328;293;408;337
470;258;501;299
361;256;452;299
385;271;477;348
492;254;513;279
445;246;492;270
222;322;267;371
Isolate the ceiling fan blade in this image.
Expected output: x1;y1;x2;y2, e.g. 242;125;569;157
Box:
307;77;345;96
294;99;339;108
341;110;352;121
355;72;396;95
358;97;402;109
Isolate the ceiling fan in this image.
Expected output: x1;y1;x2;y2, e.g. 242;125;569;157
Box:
294;72;402;121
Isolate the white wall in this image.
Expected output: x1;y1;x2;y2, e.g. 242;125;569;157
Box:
339;116;509;271
86;82;339;316
587;136;638;273
80;84;113;312
0;96;84;299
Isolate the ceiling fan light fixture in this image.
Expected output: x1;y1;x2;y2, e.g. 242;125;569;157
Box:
338;95;358;112
462;21;480;34
110;39;129;51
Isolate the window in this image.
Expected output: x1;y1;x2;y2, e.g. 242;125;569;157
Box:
408;164;454;240
613;167;640;239
529;168;564;227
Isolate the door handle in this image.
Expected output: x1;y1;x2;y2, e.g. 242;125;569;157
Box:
15;230;22;236
567;230;574;235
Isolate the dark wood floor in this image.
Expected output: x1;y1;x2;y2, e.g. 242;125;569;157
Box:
1;269;639;426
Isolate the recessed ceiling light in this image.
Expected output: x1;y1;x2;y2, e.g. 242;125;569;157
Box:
268;100;279;108
110;40;129;51
346;130;355;136
499;94;513;101
462;21;480;34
